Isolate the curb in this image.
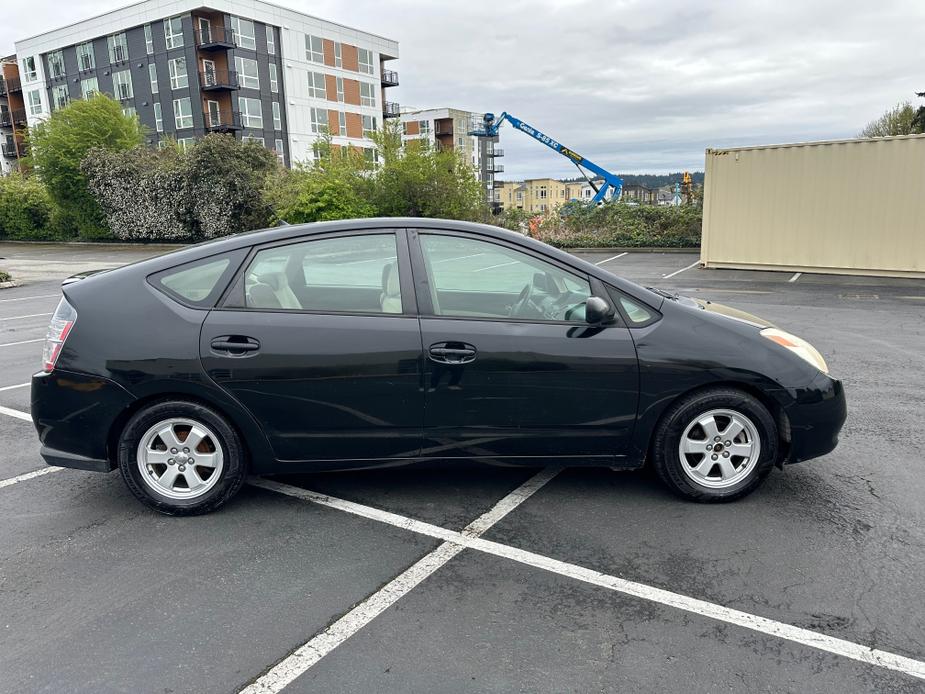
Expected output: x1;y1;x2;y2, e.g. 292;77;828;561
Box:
0;280;21;289
562;247;701;254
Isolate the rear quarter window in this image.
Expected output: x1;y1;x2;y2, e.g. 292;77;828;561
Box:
150;250;246;308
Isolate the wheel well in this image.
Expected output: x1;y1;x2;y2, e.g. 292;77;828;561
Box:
106;393;253;467
645;381;791;466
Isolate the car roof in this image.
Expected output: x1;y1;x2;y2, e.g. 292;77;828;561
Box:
105;218;663;306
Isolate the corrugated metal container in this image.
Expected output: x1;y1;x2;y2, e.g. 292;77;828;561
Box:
701;134;925;278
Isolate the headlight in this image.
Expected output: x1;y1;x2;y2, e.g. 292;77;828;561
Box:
760;328;828;374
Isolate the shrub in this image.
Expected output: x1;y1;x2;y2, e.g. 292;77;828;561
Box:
0;173;59;240
27;94;145;239
532;202;702;248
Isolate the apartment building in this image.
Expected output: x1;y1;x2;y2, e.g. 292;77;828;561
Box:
0;57;26;174
12;0;399;167
494;178;586;213
400;107;501;203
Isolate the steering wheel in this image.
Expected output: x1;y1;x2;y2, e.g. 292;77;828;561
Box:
509;280;541;318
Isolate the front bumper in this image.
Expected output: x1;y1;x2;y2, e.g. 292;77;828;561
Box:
31;369;136;472
782;371;846;464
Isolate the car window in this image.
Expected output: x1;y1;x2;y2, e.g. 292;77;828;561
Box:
419;234;591;321
243;234;402;314
154;254;241;307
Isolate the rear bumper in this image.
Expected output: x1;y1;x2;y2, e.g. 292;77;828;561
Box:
31;369;136;472
782;372;847;464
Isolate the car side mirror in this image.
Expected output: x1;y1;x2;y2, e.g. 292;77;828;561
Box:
585;296;615;324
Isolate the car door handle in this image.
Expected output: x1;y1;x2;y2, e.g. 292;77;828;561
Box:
210;336;260;355
429;342;477;365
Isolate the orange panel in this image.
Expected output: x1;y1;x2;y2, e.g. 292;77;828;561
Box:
322;38;336;67
327;109;340;135
343;79;361;106
405;121;420;136
342;43;359;72
345;112;362;139
324;74;338;102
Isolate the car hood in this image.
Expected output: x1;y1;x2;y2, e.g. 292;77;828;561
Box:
676;295;775;328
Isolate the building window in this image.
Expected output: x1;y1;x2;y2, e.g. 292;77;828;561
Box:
358;48;373;75
51;84;69;110
22;56;37;82
266;26;276;55
336;77;344;102
269;63;278;93
334;42;342;68
359;82;376;108
230;16;256;50
108;33;128;63
122;105;136;119
173;97;193;129
309;107;327;134
77;42;95;71
149;63;158;94
305;35;323;63
47;51;65;79
177;137;195;151
112;69;134;100
168;58;188;89
307;71;326;99
235;57;259;89
419;120;430;136
271;101;282;130
363;148;378;164
80;77;98;99
144;24;154;54
242;135;264;145
164;17;184;50
239;97;263;128
362;114;377;138
153;102;163;132
275;138;285;164
27;89;43;115
338;111;346;136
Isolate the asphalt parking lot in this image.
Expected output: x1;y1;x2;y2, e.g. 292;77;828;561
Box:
1;241;924;693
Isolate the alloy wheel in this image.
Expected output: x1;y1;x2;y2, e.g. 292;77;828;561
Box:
678;408;761;489
136;418;224;500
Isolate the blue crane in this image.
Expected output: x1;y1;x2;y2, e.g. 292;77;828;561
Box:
470;112;623;204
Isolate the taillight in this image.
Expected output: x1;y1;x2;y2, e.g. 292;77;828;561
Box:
43;297;77;372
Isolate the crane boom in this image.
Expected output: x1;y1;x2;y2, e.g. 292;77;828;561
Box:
471;112;623;204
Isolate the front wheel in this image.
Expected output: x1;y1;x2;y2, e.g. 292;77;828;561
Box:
117;401;247;515
651;388;779;502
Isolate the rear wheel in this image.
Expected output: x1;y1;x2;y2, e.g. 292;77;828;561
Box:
117;401;246;515
651;388;778;502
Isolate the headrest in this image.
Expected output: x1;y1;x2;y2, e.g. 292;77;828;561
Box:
381;262;400;295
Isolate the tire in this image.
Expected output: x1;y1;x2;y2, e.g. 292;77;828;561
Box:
117;400;247;516
651;388;778;502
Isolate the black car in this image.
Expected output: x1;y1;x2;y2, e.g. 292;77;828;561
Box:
32;219;846;515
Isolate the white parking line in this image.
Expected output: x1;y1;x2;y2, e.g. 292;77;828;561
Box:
662;260;700;279
0;293;58;303
0;382;29;392
789;272;802;283
0;466;61;489
434;253;485;264
0;338;43;348
474;261;519;273
0;313;52;321
241;468;560;694
0;404;31;421
594;252;628;265
251;479;925;685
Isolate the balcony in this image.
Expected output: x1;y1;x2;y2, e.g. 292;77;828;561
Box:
200;70;239;91
2;77;21;94
0;111;10;128
382;101;401;119
486;147;504;157
196;27;236;50
206;111;242;132
11;109;27;126
488;162;504;174
380;69;399;87
1;143;19;158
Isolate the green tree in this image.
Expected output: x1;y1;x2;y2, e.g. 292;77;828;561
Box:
858;101;921;138
27;93;145;238
0;173;58;239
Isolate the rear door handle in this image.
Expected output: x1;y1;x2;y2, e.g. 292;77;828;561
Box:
210;336;260;355
428;342;477;365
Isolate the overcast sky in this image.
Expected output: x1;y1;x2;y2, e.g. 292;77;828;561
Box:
4;0;922;178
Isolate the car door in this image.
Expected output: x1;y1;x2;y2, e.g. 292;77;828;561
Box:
200;229;424;463
410;230;639;463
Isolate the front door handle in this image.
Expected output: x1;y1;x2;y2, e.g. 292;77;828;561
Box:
429;342;477;365
210;335;260;355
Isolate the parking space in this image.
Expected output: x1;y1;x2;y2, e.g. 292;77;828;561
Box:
1;242;924;693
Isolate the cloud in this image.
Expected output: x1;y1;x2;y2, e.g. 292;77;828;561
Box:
4;0;922;177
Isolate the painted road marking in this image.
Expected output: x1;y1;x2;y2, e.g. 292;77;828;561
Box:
789;272;802;283
0;294;58;303
0;404;31;421
241;468;560;694
0;338;43;348
0;312;52;321
252;479;925;686
435;253;485;264
594;252;628;265
474;261;519;273
662;260;700;279
0;382;29;392
0;466;61;489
